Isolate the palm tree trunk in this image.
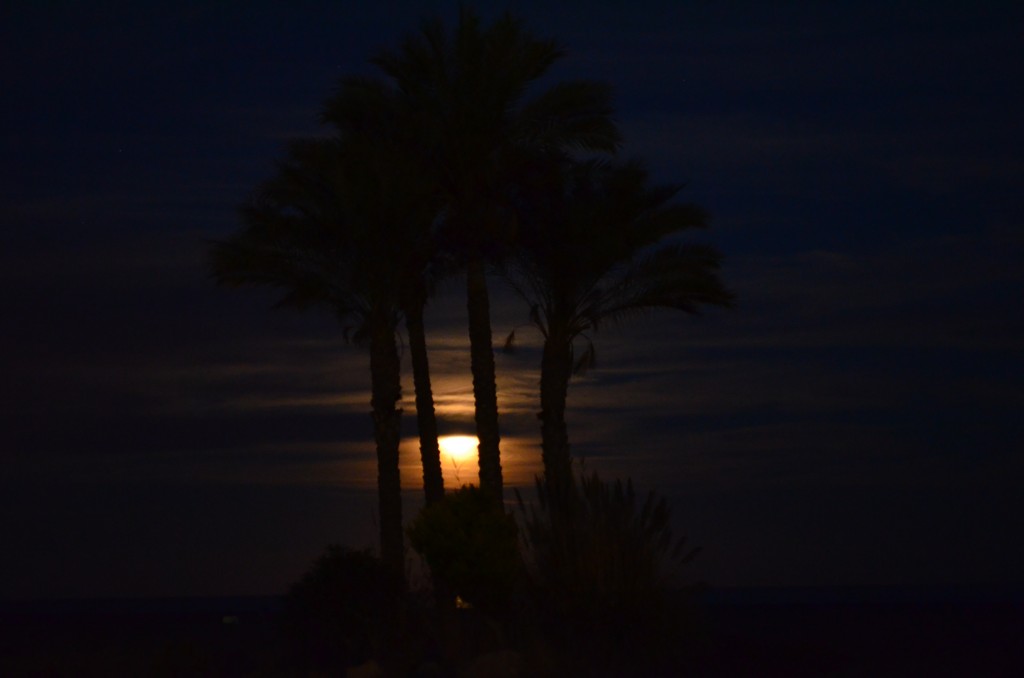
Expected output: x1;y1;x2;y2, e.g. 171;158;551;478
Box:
466;258;503;502
539;334;573;511
405;301;451;606
368;312;405;585
405;300;444;505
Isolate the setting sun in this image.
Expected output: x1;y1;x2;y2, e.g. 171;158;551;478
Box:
438;435;478;463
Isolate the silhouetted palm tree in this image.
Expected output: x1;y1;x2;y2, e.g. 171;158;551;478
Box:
507;158;736;508
363;8;621;503
210;132;439;582
322;76;447;507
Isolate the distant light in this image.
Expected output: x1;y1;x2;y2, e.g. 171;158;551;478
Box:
439;435;478;463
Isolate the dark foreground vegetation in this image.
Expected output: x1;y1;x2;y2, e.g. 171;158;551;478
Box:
13;7;1016;677
270;472;707;676
3;475;1022;676
3;586;1021;676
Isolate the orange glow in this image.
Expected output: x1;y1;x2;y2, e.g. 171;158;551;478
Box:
399;434;542;490
438;435;478;463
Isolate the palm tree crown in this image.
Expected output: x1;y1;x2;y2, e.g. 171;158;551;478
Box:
507;157;736;506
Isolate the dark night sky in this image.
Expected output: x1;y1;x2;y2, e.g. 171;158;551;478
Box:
2;1;1022;599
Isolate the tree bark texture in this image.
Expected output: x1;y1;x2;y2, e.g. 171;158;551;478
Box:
368;313;405;584
405;301;444;505
466;258;503;503
539;334;573;511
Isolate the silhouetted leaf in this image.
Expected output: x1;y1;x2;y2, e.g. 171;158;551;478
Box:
503;329;517;354
528;303;543;330
572;339;596;376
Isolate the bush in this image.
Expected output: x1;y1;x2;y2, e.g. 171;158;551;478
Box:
408;485;524;615
517;471;701;670
280;545;406;675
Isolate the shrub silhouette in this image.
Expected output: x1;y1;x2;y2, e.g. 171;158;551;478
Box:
280;545;405;675
517;471;701;670
408;485;523;615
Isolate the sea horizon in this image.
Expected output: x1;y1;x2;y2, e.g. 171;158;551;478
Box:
4;583;1022;610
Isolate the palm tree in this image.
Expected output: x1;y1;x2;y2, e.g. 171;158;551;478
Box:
321;76;447;507
506;158;736;509
210;132;438;582
363;8;622;504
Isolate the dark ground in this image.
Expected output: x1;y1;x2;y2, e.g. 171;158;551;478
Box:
1;589;1021;676
691;588;1023;677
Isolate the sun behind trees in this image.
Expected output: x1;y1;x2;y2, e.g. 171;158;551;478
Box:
359;7;622;505
210;7;732;674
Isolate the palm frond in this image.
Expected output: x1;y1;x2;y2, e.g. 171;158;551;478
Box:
210;116;445;334
320;76;398;137
209;232;364;317
507;155;735;354
635;202;710;238
503;329;517;354
516;81;621;153
571;338;597;376
589;243;736;328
